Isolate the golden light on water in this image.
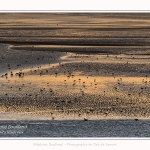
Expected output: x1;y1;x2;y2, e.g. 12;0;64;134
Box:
0;62;150;120
0;13;150;121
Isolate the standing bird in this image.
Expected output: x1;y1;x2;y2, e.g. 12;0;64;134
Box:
84;118;88;121
10;71;13;77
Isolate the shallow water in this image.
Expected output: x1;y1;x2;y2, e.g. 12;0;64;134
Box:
0;51;150;120
1;119;150;137
0;13;150;137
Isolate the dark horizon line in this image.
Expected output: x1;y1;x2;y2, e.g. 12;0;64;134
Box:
1;36;150;38
2;41;150;46
0;27;150;30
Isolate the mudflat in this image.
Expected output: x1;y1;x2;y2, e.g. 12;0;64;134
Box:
0;13;150;137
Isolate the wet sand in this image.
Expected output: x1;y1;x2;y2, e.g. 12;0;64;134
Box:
0;46;150;121
0;13;150;137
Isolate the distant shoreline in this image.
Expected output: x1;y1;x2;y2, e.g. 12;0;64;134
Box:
9;45;150;55
1;37;150;46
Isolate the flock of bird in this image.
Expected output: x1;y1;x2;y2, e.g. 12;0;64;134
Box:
0;51;150;121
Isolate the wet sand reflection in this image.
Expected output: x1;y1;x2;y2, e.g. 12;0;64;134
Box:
0;52;150;120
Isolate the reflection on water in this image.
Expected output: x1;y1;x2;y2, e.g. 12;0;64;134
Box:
0;13;150;120
0;52;150;120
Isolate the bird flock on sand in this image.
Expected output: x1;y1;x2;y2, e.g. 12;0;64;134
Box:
0;51;150;121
